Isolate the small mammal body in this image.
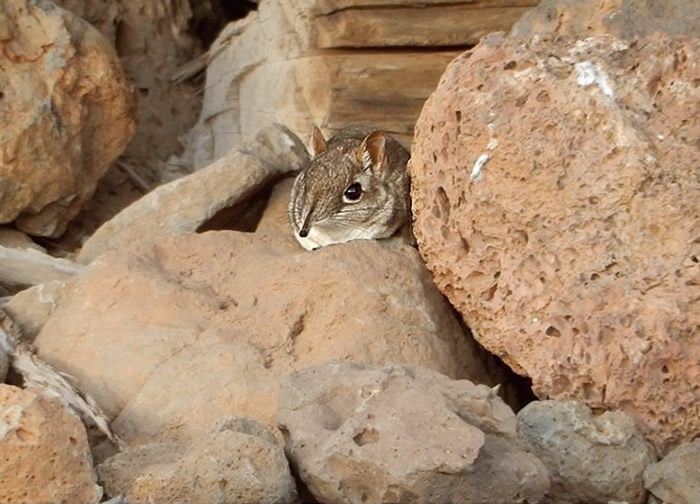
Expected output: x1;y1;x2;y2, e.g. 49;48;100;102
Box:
288;126;411;250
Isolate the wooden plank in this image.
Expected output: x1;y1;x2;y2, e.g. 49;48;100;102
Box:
311;4;536;47
296;50;463;145
312;0;539;15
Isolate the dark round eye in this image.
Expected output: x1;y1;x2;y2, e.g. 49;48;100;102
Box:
343;182;363;201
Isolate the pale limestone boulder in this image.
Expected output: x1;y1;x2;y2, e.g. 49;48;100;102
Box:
517;400;656;503
511;0;700;41
179;0;537;168
409;33;700;454
278;361;549;504
98;417;297;504
78;124;309;263
34;230;497;446
644;439;700;504
3;281;67;342
0;0;136;237
0;384;102;503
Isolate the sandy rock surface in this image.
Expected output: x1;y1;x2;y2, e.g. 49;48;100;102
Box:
0;0;136;237
410;32;700;454
98;416;297;504
279;361;549;504
0;384;102;504
34;230;496;446
517;400;656;503
644;439;700;504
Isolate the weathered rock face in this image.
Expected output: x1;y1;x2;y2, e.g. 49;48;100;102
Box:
34;230;496;446
98;416;297;504
278;361;549;504
517;400;656;503
409;33;700;454
78;124;310;263
0;385;102;504
511;0;700;40
179;0;537;169
644;439;700;504
3;281;67;342
54;0;202;168
0;0;136;237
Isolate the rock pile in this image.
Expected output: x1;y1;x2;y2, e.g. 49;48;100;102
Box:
1;0;698;503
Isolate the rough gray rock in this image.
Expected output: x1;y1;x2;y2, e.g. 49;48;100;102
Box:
517;400;656;503
278;361;549;504
98;416;297;504
644;439;700;504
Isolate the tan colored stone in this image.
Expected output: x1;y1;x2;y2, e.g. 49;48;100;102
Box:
279;361;549;504
0;384;102;504
98;417;297;504
35;231;498;446
644;439;700;504
511;0;700;41
179;0;536;169
0;0;136;237
409;33;700;454
0;228;44;252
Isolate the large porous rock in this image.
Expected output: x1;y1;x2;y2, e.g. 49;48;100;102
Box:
78;124;309;263
278;361;549;504
409;32;700;454
0;0;136;237
34;230;495;446
644;439;700;504
179;0;537;169
517;400;656;503
98;416;297;504
511;0;700;41
0;384;102;504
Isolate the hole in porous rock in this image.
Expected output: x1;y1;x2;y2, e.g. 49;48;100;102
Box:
353;428;380;446
515;93;529;107
484;283;497;301
15;428;38;443
460;237;470;255
504;60;517;70
536;90;550;103
691;255;699;263
545;326;561;338
435;186;451;223
590;273;600;281
455;110;462;122
661;364;669;374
